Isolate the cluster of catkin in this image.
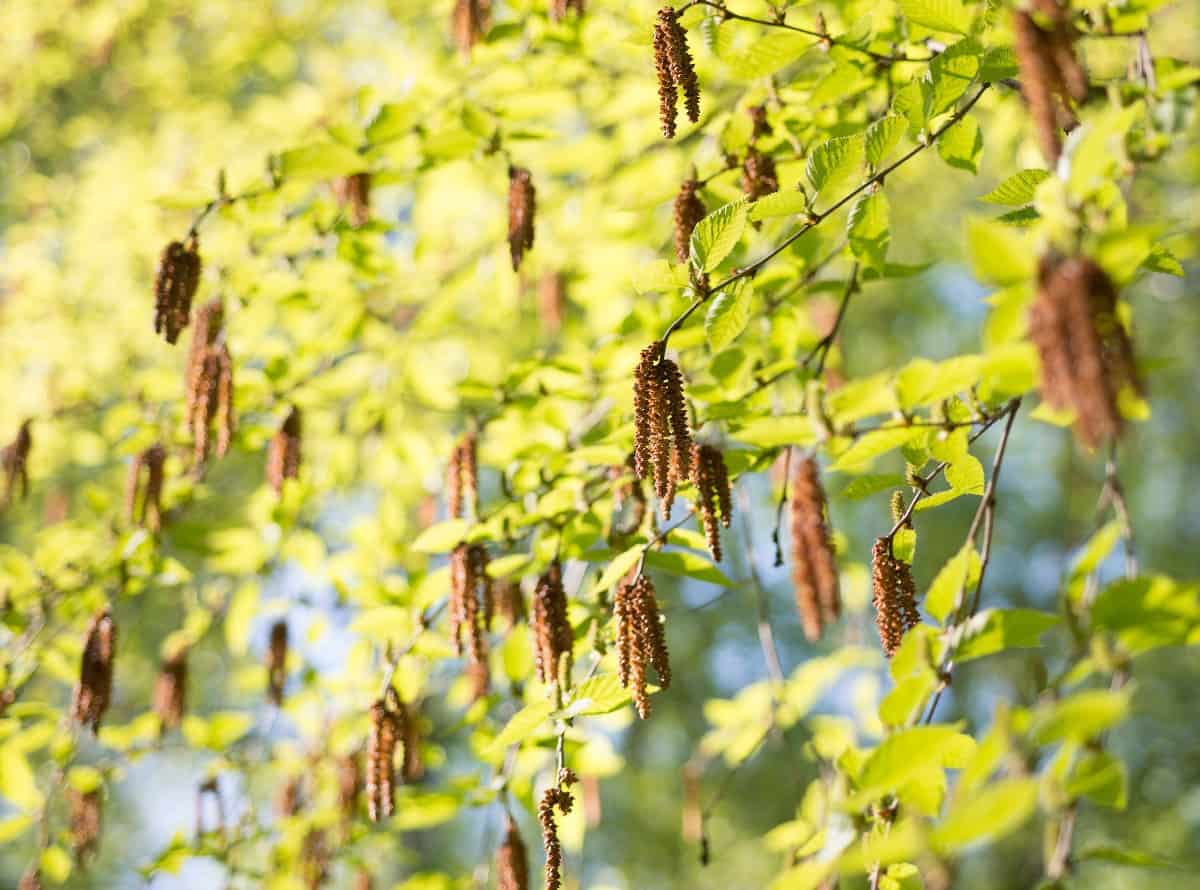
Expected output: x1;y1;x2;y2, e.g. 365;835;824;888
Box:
154;237;202;344
673;176;706;264
451;0;490;54
871;538;921;657
1012;0;1088;164
691;444;732;561
633;343;692;515
789;456;841;641
614;573;671;718
653;6;701;138
508;167;537;272
1029;255;1140;448
1;419;32;508
266;407;302;493
450;542;493;693
532;561;573;685
72;608;116;732
446;432;478;519
496;813;530;890
185;300;235;468
125;443;166;531
366;688;405;821
539;770;577;890
333;172;372;228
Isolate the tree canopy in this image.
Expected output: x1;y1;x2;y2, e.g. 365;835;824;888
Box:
1;1;1198;889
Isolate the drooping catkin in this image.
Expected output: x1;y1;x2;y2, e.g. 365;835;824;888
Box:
508;166;537;272
276;775;303;818
495;580;527;630
673;178;706;264
185;300;223;420
153;646;187;731
871;538;921;657
549;0;585;23
154;237;202;344
452;0;489;55
446;432;478;519
691;444;732;562
741;147;779;201
790;457;840;641
496;812;530;890
401;702;425;782
68;787;102;864
72;608;116;732
1012;0;1088;165
1029;255;1139;448
184;301;235;467
333;172;372;228
632;344;693;515
337;751;362;822
614;574;671;719
532;561;573;685
653;7;700;139
266;620;289;705
537;272;567;334
125;443;166;532
539;771;577;890
450;543;491;668
266;407;302;493
1;419;32;508
366;688;403;821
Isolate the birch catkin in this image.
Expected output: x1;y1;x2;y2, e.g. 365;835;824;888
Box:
1;419;32;508
266;620;288;705
532;561;572;685
1012;0;1088;164
508;166;536;272
871;538;921;657
539;771;577;890
614;573;671;718
366;688;404;822
673;177;706;264
652;7;700;138
153;646;187;731
266;407;302;492
496;812;530;890
154;237;202;344
632;344;693;515
68;788;102;864
789;456;840;641
72;608;116;732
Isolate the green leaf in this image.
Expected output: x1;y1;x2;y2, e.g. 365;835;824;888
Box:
1077;845;1180;870
933;778;1037;852
705;279;753;352
749;190;809;221
945;453;984;494
365;101;417;145
0;742;42;811
966;217;1035;286
279;142;365;181
951;609;1059;662
1067;750;1127;809
879;673;938;727
0;814;32;843
732;415;817;449
568;673;633;716
865;116;906;167
1033;688;1131;744
725;32;813;79
927;40;982;113
590;544;643;595
487;700;554;757
851;725;975;805
644;549;731;587
847;190;890;271
981;170;1051;206
925;543;979;623
690;199;749;273
412;519;472;553
840;474;906;500
830;428;924;473
937;116;982;173
1091;575;1200;654
898;0;971;34
806;135;865;196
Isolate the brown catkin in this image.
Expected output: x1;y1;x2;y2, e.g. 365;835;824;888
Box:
747;103;773;141
153;647;187;731
300;828;329;890
354;869;373;890
185;300;223;422
367;688;403;821
68;788;102;864
337;752;361;821
72;608;116;732
539;773;577;890
450;543;491;666
496;813;530;890
656;7;700;129
1029;255;1138;448
614;574;671;718
508;167;537;272
184;301;234;469
673;178;706;264
691;444;732;562
276;776;303;818
334;172;372;227
1012;1;1088;165
537;272;567;334
154;237;202;344
18;866;42;890
446;433;478;519
632;345;694;515
1;419;32;508
742;147;779;201
871;538;921;657
452;0;488;55
790;457;840;641
652;14;678;138
549;0;585;23
266;407;302;493
266;620;288;705
495;580;527;630
125;443;166;532
532;561;573;685
401;703;424;782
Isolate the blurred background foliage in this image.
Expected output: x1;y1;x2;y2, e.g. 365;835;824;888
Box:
0;1;1198;889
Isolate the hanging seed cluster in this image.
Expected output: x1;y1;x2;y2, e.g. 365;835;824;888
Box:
537;271;566;334
507;166;537;272
333;172;372;228
1029;255;1140;448
871;538;921;657
446;432;478;519
451;0;489;54
450;542;492;690
1;419;32;508
494;579;526;630
742;146;780;201
539;770;577;890
68;788;102;864
72;608;116;732
653;6;700;138
125;443;166;532
366;688;405;822
153;647;188;731
266;620;289;705
531;561;572;685
401;705;424;782
338;752;362;822
1012;0;1088;164
790;456;841;641
614;574;671;718
496;813;529;890
154;237;202;344
633;344;693;514
185;300;235;466
266;407;302;493
673;177;706;264
691;444;732;561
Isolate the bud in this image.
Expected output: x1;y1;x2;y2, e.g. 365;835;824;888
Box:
72;608;116;732
507;166;537;272
154;237;202;344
